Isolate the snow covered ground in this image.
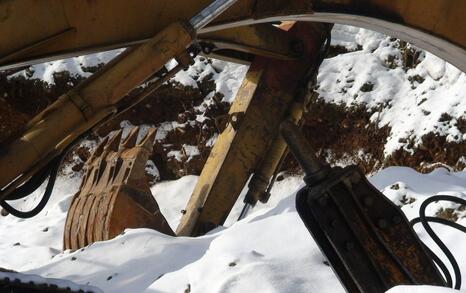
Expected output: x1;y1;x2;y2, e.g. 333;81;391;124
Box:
319;25;466;156
0;167;464;292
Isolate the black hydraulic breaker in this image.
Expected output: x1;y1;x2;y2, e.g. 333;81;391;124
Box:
280;121;446;293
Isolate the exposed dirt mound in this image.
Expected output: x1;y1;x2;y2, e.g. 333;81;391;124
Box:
286;94;465;174
0;71;83;144
293;96;389;174
387;129;466;172
0;43;464;182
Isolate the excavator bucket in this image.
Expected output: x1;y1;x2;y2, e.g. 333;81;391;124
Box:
64;127;174;251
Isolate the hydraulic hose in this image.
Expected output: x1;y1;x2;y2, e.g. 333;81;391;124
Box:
0;134;86;219
411;195;466;290
0;156;61;218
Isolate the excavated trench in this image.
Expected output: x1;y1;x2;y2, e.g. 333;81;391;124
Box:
0;47;464;182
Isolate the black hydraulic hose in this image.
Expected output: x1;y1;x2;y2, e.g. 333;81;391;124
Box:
0;133;87;219
422;242;453;288
4;160;55;201
411;216;466;233
410;195;466;290
0;156;62;218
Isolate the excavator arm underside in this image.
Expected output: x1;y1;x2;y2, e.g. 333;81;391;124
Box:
0;0;465;72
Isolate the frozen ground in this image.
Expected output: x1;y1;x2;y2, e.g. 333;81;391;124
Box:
0;167;464;292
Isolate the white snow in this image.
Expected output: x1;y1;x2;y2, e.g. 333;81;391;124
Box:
167;144;201;163
0;167;464;292
172;57;248;104
9;49;124;84
0;271;103;293
145;160;161;182
317;25;466;156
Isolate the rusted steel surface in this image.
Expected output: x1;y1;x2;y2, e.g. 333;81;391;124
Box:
282;122;445;292
296;168;446;291
64;127;173;251
176;22;331;237
349;172;447;285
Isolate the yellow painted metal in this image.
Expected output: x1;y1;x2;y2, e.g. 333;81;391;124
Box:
0;0;464;237
0;0;306;70
0;22;194;197
176;63;263;236
177;22;330;236
1;0;465;71
245;95;308;205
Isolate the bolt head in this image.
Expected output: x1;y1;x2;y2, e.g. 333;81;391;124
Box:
377;219;389;229
317;196;328;207
363;197;374;207
392;216;402;224
345;242;355;251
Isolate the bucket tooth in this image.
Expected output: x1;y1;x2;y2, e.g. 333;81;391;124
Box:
89;136;109;163
138;128;157;151
105;130;123;153
64;127;174;251
122;126;140;149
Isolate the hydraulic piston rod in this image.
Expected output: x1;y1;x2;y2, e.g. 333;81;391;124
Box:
190;0;238;31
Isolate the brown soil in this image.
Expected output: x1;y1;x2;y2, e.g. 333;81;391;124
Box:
281;95;465;175
0;56;464;182
299;96;389;174
0;71;84;144
96;78;229;180
387;130;466;172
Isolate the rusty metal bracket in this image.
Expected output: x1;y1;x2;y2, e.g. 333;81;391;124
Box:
176;22;331;237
